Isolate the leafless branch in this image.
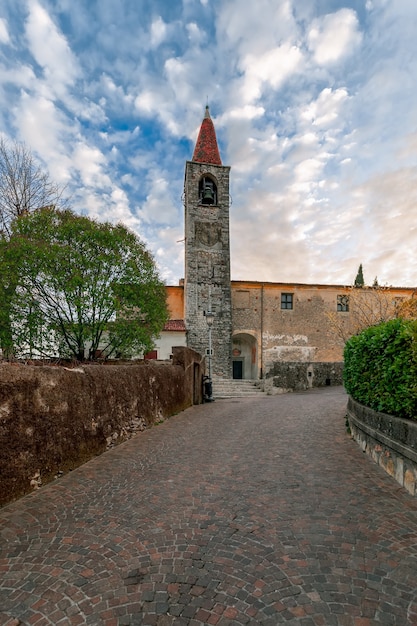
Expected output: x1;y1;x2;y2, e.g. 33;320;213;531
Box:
0;138;68;236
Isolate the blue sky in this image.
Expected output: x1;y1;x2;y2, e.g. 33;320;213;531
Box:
1;0;417;287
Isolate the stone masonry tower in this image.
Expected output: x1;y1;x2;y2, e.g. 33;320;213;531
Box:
184;106;232;379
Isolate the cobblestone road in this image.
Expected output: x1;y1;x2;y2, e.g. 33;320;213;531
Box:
1;387;417;625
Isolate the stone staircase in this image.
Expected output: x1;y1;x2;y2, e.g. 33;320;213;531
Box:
212;378;265;399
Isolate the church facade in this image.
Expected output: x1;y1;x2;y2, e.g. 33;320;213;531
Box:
153;108;415;387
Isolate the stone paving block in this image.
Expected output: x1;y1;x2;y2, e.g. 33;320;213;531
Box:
1;388;417;624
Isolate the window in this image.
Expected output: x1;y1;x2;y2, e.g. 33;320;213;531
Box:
281;293;293;310
337;295;349;312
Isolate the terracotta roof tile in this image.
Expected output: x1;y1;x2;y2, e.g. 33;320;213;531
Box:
163;319;186;332
192;106;222;165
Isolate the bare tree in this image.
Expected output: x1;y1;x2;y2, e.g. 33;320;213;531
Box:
327;285;400;343
0;138;67;358
396;293;417;319
0;138;67;236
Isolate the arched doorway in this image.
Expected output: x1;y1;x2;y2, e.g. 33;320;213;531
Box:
232;333;258;380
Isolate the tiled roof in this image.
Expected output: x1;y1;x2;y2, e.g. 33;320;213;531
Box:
192;106;222;165
163;319;186;332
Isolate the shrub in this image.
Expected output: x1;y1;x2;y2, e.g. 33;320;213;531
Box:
343;318;417;420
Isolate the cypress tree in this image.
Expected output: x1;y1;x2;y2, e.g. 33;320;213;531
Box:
354;264;365;287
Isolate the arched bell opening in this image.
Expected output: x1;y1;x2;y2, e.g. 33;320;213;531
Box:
232;333;258;380
198;176;218;205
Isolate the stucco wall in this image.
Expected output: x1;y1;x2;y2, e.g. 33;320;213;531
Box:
0;347;203;506
166;285;184;319
163;282;415;381
154;331;187;360
233;283;348;367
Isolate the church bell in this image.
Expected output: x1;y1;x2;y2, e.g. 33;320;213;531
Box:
201;185;215;205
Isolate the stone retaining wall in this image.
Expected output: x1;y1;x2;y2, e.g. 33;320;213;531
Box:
0;347;204;506
347;396;417;496
264;361;344;394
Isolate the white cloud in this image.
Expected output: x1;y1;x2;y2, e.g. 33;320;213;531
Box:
135;90;156;115
13;92;74;182
186;22;203;44
0;18;10;44
25;0;80;97
308;8;362;65
138;170;180;226
1;0;417;290
0;64;37;92
72;142;110;189
293;157;325;186
221;105;265;123
240;43;304;103
217;0;297;57
153;224;185;283
300;87;349;129
150;16;167;48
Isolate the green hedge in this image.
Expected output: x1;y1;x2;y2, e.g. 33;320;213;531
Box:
343;318;417;420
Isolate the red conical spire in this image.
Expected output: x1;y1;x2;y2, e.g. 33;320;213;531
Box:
192;105;222;165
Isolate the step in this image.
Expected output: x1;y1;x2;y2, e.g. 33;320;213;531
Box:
211;378;264;399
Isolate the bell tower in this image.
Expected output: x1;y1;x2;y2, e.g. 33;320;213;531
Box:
184;106;232;379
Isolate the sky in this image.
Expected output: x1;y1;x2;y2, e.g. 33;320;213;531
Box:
0;0;417;288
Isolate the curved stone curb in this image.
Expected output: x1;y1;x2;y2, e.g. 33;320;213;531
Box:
347;396;417;496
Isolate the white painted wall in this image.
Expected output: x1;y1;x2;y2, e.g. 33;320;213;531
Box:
154;331;187;360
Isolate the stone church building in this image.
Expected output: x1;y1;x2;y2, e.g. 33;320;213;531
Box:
154;107;414;392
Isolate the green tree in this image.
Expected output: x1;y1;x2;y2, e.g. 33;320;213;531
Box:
0;138;67;357
354;263;365;287
0;236;23;358
5;207;168;360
